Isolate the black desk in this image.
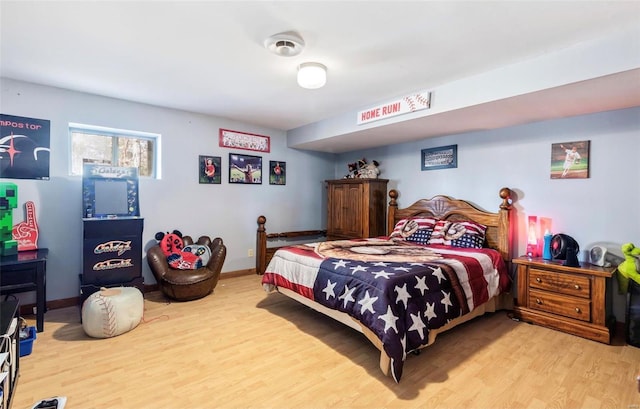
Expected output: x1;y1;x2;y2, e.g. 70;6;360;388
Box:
0;248;48;332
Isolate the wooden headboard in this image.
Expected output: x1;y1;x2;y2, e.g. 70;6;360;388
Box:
387;187;513;261
256;187;512;274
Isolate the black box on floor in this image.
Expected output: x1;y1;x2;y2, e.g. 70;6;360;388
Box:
626;280;640;348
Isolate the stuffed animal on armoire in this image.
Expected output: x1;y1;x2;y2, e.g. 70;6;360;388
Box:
358;160;380;179
345;162;359;178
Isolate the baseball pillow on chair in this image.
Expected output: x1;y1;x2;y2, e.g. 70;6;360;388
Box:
167;244;212;270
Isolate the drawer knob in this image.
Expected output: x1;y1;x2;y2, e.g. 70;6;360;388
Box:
536;277;542;283
575;307;581;313
536;298;542;305
574;284;580;290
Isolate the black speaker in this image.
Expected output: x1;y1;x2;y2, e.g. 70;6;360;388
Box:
626;280;640;348
550;233;580;267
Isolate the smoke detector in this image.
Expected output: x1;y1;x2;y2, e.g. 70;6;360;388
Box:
264;32;305;57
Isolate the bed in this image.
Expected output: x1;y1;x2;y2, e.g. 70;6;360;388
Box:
257;187;513;382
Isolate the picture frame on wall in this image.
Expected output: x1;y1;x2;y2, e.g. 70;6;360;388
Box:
229;153;262;184
421;144;457;171
269;161;286;185
550;140;590;179
199;155;221;184
219;128;270;153
0;113;51;180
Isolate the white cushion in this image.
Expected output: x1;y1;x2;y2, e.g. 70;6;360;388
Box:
82;287;144;338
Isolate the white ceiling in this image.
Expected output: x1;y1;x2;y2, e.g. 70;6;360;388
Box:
2;1;640;153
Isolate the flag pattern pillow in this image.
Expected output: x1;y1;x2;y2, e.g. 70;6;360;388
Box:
427;220;487;248
389;217;438;242
405;228;433;245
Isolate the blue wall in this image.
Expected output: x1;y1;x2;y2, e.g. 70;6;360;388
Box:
335;107;640;320
335;107;640;259
1;79;334;303
2;78;639;322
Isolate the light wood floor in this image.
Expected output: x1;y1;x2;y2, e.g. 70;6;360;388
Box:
13;274;640;409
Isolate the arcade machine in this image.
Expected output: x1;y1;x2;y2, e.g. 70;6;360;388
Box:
80;164;144;304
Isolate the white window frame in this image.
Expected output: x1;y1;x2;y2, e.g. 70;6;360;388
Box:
69;122;161;179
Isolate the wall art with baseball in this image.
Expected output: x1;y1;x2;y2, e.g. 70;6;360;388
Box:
199;155;221;184
269;161;286;185
550;140;590;179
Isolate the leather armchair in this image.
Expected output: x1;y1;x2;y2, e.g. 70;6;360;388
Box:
147;235;226;301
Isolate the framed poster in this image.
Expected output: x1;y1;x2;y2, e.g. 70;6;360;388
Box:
421;144;457;171
0;114;51;180
269;161;286;185
219;128;270;153
229;153;262;184
550;140;590;179
199;155;221;184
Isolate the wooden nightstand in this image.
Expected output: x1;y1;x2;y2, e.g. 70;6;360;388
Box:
512;256;615;344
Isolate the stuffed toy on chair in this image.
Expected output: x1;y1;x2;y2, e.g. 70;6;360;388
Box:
155;230;184;256
615;242;640;294
154;230;211;270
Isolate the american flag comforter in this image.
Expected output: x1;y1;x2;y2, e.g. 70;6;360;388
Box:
261;238;511;382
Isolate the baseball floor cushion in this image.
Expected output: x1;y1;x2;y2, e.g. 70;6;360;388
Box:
82;287;144;338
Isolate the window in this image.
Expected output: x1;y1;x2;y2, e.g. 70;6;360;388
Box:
69;123;160;178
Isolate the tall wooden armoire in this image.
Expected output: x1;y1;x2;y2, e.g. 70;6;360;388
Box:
325;179;389;240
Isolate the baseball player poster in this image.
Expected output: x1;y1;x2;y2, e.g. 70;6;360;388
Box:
550;140;590;179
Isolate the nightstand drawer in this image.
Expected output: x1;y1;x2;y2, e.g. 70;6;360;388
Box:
529;268;590;298
529;289;591;321
513;257;614;344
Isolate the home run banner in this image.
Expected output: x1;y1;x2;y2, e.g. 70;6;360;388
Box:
357;90;431;125
0;114;51;180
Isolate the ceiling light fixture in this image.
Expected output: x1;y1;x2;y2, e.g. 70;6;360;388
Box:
297;62;327;89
